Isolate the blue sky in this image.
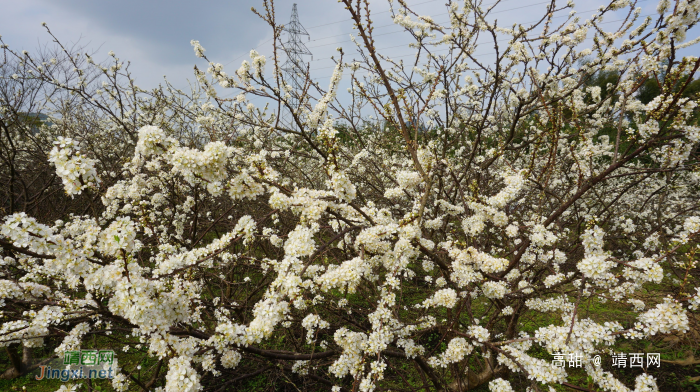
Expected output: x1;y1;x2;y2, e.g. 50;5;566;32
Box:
0;0;679;101
2;0;364;91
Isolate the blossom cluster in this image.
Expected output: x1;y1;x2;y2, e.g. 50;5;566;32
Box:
48;137;101;196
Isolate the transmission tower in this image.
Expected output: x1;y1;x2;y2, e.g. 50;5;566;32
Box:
280;4;311;131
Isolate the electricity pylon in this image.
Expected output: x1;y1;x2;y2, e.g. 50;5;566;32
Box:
280;4;311;131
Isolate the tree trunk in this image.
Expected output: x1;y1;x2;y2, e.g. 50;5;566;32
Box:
448;356;502;391
1;343;38;379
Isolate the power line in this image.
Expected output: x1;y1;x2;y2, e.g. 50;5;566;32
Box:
224;0;648;68
304;0;442;30
223;0;544;69
307;4;652;69
219;2;655;98
220;10;657;100
223;0;441;68
306;0;553;48
303;0;538;31
309;12;657;79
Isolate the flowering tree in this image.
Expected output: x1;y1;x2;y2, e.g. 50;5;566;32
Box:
1;0;700;391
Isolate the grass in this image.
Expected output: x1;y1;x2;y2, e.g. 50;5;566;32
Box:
512;288;700;392
2;277;699;391
0;332;164;392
